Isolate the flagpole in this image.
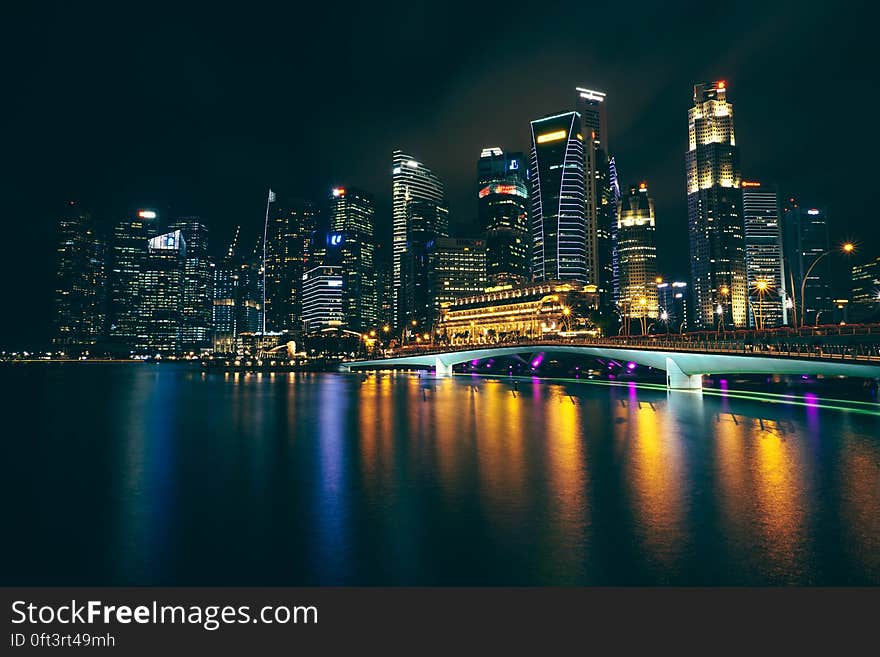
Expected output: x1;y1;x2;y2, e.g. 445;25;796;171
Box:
262;189;272;334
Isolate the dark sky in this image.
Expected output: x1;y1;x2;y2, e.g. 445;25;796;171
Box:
2;0;875;348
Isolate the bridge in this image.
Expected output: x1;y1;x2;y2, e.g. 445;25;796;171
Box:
343;336;880;390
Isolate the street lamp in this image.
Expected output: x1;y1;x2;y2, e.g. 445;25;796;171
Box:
638;296;647;335
799;242;855;327
753;279;769;331
717;285;729;335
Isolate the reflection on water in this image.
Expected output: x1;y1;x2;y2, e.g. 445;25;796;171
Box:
2;365;879;585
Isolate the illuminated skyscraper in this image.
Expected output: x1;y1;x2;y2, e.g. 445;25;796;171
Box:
529;112;587;283
107;209;159;352
263;198;319;333
375;242;393;330
851;257;880;322
657;281;689;332
402;200;450;327
53;201;107;350
168;218;212;351
329;186;376;331
477;147;529;286
575;87;612;297
212;227;241;354
428;238;487;319
139;229;186;354
741;182;787;328
302;265;344;332
782;198;832;326
686;81;747;328
608;156;621;302
617;183;658;323
392;150;447;328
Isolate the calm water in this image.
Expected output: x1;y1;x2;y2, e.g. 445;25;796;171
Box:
2;364;879;585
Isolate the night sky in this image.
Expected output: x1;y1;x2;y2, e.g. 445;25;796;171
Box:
2;0;875;348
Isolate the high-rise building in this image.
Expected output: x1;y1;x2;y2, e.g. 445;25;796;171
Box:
212;227;241;354
529;112;587;283
237;238;264;336
168;218;212;352
392;150;446;327
427;237;488;326
107;209;159;352
477;147;529;286
608;157;622;303
617;183;658;323
263;202;290;333
139;230;186;354
329;186;376;331
302;265;344;332
402;200;449;327
575;88;612;297
657;281;689;332
782;198;832;326
263;198;319;333
851;257;880;322
686;81;747;328
53;201;107;350
214;229;263;350
375;242;394;331
741;182;787;328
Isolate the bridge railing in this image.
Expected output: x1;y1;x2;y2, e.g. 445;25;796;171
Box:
351;335;880;364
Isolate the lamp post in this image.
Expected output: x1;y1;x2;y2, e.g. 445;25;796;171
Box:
799;243;854;328
401;319;417;347
717;285;729;336
638;296;648;336
754;280;769;331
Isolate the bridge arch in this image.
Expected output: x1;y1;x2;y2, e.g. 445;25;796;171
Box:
345;344;880;391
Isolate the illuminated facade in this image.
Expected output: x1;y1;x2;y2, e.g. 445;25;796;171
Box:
263;198;319;333
782;198;831;325
657;281;689;332
851;257;880;322
427;237;487;325
477;147;529;285
741;182;787;328
375;243;393;330
608;157;621;303
438;281;599;344
330;186;376;331
53;201;107;349
575;88;612;297
392;150;446;327
529;112;587;283
211;227;262;354
302;264;344;332
168;218;212;351
402;200;450;326
617;183;658;322
139;230;186;354
108;209;159;351
686;81;747;328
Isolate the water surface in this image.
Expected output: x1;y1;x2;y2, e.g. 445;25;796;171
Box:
2;364;878;585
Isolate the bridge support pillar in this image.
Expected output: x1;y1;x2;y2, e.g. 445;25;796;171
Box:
665;357;702;391
434;358;453;377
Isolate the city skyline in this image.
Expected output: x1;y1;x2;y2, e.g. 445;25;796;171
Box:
37;74;880;353
2;1;875;348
